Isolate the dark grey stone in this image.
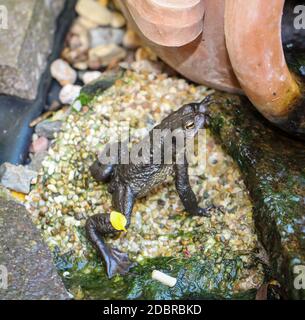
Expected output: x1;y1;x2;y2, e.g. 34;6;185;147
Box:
0;197;70;300
35;120;63;139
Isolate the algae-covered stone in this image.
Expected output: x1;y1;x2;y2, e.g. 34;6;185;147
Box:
0;0;65;100
79;70;123;105
208;93;305;300
60;255;258;300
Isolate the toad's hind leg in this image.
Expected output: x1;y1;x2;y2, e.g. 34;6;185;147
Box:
85;185;135;278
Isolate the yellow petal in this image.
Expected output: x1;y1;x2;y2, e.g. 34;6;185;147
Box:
10;191;26;202
110;211;127;232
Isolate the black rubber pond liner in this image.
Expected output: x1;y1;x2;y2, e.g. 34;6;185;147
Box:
0;0;77;165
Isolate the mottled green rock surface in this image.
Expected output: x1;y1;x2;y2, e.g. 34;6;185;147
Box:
58;254;257;300
208;93;305;299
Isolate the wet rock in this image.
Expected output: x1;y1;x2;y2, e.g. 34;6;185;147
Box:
0;197;69;299
0;0;65;99
29;137;49;154
110;12;126;28
0;163;37;194
50;59;77;86
35;120;63;139
76;0;112;26
89;27;124;48
82;71;102;85
208;93;305;300
59;84;82;105
88;44;126;67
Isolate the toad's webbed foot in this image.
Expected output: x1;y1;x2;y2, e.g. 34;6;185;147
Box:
106;247;135;278
86;213;135;278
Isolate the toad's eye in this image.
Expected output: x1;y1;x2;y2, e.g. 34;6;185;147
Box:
185;121;195;130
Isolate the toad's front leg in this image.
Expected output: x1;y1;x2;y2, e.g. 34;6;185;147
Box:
86;185;135;278
174;160;211;217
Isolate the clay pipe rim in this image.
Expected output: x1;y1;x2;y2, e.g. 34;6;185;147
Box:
225;0;302;121
126;0;205;47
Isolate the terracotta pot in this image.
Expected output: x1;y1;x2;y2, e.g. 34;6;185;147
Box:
125;0;205;47
225;0;304;137
118;0;242;94
118;0;305;138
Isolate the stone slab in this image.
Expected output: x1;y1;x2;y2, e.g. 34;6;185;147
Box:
0;196;70;300
0;0;77;166
0;0;65;100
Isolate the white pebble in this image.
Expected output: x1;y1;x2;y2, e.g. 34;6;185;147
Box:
59;85;82;105
82;71;102;85
47;184;58;193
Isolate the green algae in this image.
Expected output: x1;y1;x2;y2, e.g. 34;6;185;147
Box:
79;70;123;106
57;253;257;300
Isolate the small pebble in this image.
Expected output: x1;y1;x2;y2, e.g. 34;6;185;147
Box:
59;84;82;105
89;27;124;48
76;0;112;25
29;136;49;154
50;59;77;86
35;120;63;139
82;71;102;84
110;12;126;28
123;29;141;49
88;44;127;67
